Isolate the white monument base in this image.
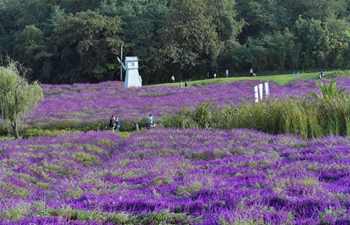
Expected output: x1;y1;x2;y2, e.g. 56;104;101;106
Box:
124;56;142;88
124;72;142;88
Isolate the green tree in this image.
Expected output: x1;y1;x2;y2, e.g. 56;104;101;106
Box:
323;18;350;69
294;17;325;70
57;0;100;14
279;0;348;22
159;0;242;80
248;28;298;72
0;60;43;139
50;10;123;83
235;0;285;43
15;25;50;81
160;0;222;68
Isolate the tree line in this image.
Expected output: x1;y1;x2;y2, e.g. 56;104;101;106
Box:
0;0;350;84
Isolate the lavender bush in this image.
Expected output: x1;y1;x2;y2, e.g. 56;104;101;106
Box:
1;128;350;224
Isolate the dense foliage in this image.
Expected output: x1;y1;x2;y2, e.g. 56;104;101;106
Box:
1;0;350;84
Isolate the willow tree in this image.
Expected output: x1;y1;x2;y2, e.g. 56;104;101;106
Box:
0;61;43;139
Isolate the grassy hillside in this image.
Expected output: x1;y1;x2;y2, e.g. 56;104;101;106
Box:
160;71;338;87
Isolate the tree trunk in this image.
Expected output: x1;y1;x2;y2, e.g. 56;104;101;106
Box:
11;120;19;139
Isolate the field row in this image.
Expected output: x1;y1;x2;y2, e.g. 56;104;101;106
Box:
1;129;350;224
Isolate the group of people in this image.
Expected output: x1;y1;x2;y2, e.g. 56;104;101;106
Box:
206;70;227;79
209;68;257;78
108;115;121;131
173;68;261;81
170;76;189;88
108;113;156;132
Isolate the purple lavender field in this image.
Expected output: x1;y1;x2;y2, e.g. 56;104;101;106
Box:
29;78;340;125
33;80;265;124
2;77;350;224
1;128;350;224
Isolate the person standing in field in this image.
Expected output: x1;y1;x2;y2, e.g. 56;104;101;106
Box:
147;114;154;127
115;117;120;131
225;69;229;78
109;115;116;130
171;75;175;82
250;68;254;76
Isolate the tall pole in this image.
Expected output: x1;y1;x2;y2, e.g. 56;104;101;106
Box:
120;46;123;81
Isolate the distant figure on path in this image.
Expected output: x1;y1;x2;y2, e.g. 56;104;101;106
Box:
214;73;216;79
250;68;253;76
318;71;324;79
185;81;188;88
171;75;175;82
225;69;229;78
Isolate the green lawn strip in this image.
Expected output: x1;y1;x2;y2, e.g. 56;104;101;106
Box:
159;71;342;87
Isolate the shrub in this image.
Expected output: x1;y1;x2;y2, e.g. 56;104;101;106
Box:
23;128;80;139
27;117;146;134
75;118;107;131
308;79;347;99
162;107;197;129
164;96;350;138
35;119;81;130
119;118;142;132
193;102;212;129
329;71;350;78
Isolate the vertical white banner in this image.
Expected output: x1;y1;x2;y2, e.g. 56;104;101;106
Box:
254;86;259;103
265;81;270;98
258;83;263;100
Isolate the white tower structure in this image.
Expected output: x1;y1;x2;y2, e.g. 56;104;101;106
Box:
124;56;142;88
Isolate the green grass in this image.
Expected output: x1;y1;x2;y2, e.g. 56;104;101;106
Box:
116;131;133;140
0;136;16;141
159;71;338;87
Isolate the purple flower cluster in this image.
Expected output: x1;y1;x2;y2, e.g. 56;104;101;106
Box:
1;128;350;224
29;78;346;125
